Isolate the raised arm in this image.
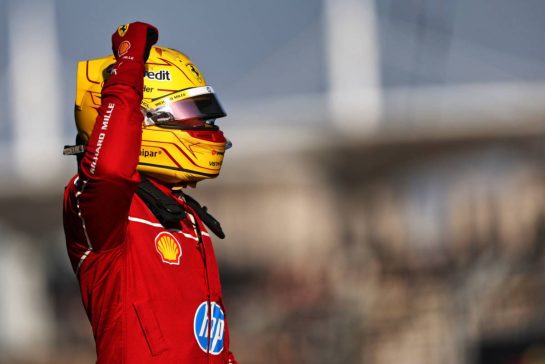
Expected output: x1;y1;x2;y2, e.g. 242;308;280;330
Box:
74;22;158;251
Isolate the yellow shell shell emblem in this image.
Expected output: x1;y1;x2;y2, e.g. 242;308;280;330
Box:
155;232;182;265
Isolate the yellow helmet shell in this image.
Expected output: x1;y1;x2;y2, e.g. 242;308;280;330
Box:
74;46;228;183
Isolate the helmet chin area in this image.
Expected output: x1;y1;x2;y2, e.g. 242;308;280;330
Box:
136;126;228;184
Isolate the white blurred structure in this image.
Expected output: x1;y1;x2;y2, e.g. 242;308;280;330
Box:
8;0;63;187
324;0;382;133
0;224;53;359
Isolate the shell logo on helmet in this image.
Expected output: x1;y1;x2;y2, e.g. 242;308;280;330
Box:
74;46;230;185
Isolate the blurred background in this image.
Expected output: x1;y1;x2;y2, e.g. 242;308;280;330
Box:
1;0;545;363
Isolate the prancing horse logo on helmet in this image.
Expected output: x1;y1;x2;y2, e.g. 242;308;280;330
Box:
186;64;202;82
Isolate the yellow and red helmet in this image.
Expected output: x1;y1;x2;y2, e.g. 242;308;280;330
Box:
74;46;230;184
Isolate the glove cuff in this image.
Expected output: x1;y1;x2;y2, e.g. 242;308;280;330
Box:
105;60;145;94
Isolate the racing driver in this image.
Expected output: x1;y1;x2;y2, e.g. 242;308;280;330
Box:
62;21;237;363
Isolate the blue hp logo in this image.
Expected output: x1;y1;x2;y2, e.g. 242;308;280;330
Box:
193;301;225;354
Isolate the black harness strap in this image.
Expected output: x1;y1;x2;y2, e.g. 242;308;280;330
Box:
136;177;185;230
183;194;225;239
136;177;225;239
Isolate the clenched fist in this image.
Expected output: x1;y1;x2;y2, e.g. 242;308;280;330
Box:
111;21;158;63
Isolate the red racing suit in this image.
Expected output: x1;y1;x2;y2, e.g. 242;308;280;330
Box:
63;56;234;363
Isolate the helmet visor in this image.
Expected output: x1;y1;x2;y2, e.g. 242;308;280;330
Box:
144;87;226;128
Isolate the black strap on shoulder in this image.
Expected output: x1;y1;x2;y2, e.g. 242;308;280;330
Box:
136;176;225;239
136;177;185;230
183;194;225;239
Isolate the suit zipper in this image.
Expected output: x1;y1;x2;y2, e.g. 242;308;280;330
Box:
189;210;212;362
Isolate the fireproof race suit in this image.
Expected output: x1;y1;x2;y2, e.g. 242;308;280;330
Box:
63;39;234;363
